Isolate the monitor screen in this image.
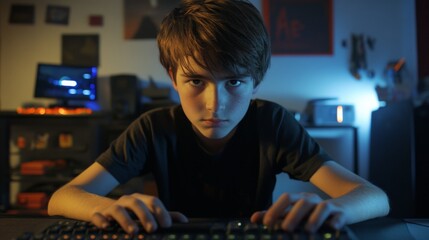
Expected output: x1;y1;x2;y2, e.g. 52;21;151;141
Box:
34;63;97;104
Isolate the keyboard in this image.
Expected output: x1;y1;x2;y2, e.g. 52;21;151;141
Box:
14;219;356;240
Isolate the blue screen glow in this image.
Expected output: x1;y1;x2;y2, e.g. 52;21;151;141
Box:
34;63;98;102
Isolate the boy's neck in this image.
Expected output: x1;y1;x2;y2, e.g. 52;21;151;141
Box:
192;126;237;155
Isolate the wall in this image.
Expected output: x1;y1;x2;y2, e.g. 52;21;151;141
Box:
0;0;417;179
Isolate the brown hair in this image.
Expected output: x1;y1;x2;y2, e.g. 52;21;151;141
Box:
157;0;271;87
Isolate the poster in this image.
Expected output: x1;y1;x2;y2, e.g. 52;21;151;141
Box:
124;0;179;39
62;34;99;66
263;0;333;55
9;4;35;24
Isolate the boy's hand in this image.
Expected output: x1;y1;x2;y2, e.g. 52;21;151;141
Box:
90;193;188;234
250;192;346;232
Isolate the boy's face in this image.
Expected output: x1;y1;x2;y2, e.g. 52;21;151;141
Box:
171;58;257;140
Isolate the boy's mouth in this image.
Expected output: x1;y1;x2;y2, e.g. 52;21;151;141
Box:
201;118;227;127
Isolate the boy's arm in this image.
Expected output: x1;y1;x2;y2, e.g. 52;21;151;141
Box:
251;160;389;232
47;162;185;234
47;162;120;221
310;160;390;223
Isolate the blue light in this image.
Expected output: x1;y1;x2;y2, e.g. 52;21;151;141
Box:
68;89;77;94
83;73;92;79
82;90;91;95
59;79;77;87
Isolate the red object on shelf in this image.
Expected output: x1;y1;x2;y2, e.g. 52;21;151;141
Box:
20;159;66;175
17;192;49;209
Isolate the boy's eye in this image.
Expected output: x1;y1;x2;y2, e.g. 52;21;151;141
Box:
227;79;241;87
189;79;203;86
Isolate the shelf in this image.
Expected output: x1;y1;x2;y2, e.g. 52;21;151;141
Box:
11;174;75;183
4;208;48;216
0;112;119;214
16;146;88;153
10;167;83;182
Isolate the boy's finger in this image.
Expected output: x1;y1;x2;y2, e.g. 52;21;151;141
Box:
281;194;322;231
127;200;158;232
327;212;346;230
250;211;266;223
264;193;295;225
140;197;171;228
170;211;189;223
91;212;110;229
106;207;139;234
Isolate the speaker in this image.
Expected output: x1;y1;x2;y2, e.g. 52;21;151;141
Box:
414;104;429;217
110;74;139;119
369;100;429;218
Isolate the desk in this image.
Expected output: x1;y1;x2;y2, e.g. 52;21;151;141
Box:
0;216;427;240
349;217;428;240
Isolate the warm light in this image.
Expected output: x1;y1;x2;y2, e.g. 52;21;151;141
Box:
337;105;343;123
17;107;92;115
58;108;67;115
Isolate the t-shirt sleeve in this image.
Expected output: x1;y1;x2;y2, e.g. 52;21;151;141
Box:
96;116;150;184
259;101;332;181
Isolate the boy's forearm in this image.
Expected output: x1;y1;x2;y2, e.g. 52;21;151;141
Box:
329;183;390;224
48;185;115;221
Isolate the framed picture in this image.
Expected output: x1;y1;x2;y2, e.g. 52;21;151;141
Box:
124;0;179;39
9;4;35;24
46;5;70;25
263;0;333;55
89;15;103;27
62;34;99;66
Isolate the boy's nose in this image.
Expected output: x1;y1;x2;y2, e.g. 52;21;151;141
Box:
205;85;225;112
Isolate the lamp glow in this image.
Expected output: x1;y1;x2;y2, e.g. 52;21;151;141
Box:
337;105;344;123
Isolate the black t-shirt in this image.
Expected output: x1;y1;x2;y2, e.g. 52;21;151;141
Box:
96;99;331;218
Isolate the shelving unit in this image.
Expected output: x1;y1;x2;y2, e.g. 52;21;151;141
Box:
0;112;111;214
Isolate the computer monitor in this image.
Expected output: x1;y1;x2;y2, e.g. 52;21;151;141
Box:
34;63;97;107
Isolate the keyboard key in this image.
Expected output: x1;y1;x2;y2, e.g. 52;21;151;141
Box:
15;219;352;240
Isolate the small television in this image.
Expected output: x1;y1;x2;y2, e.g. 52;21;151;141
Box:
34;63;97;107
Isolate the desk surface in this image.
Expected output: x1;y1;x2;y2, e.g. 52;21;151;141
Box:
0;216;427;240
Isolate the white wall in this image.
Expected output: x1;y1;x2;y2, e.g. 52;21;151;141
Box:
0;0;417;179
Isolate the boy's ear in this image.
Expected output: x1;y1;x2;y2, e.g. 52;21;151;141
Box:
168;68;178;90
252;84;260;94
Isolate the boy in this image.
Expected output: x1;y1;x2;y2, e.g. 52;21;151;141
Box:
48;0;389;235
